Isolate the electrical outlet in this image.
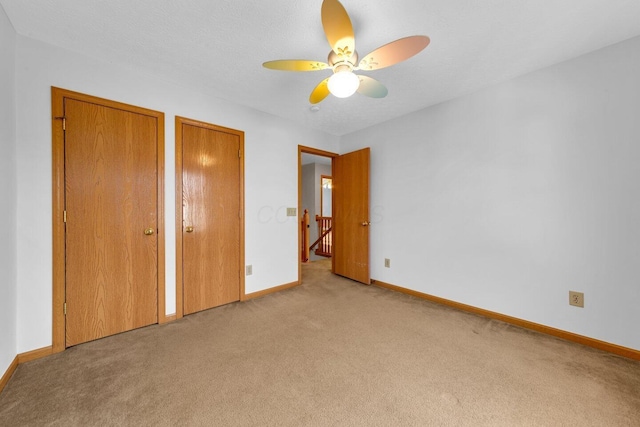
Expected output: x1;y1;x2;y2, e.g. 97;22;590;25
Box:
569;291;584;308
286;207;297;217
246;265;253;276
384;258;391;268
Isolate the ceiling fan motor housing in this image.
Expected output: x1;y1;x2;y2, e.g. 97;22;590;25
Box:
328;50;358;70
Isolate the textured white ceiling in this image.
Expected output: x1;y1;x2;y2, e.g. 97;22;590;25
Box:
2;0;640;135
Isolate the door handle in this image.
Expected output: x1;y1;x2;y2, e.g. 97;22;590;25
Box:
361;221;371;226
144;228;155;235
185;226;194;233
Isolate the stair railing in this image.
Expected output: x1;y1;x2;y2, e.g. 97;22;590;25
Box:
301;209;310;262
311;215;332;257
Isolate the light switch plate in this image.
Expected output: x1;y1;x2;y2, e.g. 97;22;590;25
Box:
286;207;297;217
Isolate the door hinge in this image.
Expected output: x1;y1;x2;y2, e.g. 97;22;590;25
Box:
54;116;66;131
63;210;67;223
63;302;67;315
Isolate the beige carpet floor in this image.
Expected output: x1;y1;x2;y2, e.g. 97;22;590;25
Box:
1;259;639;426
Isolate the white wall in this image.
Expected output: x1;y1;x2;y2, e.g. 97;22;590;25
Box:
10;26;640;356
14;36;339;353
0;5;17;373
341;36;640;351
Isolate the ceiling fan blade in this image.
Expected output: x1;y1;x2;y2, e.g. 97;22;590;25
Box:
321;0;356;59
263;60;329;71
357;75;388;98
309;77;331;104
358;35;430;71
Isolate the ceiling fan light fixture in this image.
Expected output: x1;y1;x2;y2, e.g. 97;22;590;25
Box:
263;0;430;104
327;70;360;98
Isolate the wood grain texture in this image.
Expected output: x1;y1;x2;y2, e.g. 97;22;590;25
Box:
155;115;166;324
178;118;244;315
333;148;370;284
174;117;185;318
373;279;640;361
64;98;158;346
51;88;67;353
52;87;165;351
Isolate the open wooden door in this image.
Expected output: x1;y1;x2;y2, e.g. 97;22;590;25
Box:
332;148;370;284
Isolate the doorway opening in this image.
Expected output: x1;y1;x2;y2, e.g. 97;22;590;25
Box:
298;145;371;286
298;146;337;282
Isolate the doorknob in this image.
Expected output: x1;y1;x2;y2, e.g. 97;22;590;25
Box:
362;221;371;226
144;228;155;235
185;226;194;233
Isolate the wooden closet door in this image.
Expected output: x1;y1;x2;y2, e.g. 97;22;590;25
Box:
181;121;242;315
64;98;159;347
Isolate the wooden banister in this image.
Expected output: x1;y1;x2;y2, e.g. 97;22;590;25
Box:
309;227;332;252
301;209;310;262
313;215;332;257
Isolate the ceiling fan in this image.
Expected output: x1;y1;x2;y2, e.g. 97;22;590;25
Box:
263;0;430;104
